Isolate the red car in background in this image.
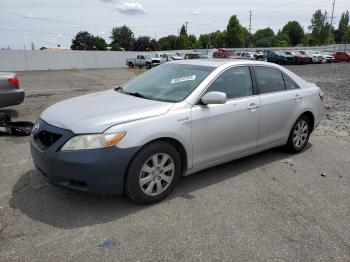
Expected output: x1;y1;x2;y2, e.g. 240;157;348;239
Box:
286;51;309;64
213;48;236;58
333;52;350;62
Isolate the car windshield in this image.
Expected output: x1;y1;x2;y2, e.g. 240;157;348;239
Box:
144;54;151;59
121;63;215;103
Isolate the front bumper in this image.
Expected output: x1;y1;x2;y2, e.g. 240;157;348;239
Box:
30;119;139;196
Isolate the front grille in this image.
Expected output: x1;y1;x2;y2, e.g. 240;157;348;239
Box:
34;131;62;149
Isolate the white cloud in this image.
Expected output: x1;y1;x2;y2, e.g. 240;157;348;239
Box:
99;31;106;35
116;2;147;15
23;14;34;18
56;33;64;38
192;10;200;15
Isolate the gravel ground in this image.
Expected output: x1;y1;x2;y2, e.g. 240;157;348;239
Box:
0;63;349;262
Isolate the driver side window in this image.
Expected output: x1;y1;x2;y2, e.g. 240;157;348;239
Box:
205;66;253;99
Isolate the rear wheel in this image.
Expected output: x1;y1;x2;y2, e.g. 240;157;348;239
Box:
125;141;181;204
286;115;311;153
128;62;134;68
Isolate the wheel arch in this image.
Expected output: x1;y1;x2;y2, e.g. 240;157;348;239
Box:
124;137;188;180
298;111;315;132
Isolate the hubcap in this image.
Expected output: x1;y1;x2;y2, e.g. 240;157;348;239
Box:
139;153;175;196
292;120;308;148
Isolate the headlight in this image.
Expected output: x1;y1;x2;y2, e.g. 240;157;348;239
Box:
61;132;126;151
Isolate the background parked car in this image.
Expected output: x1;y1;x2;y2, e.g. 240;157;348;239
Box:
213;48;235;58
285;51;308;64
0;72;24;108
126;54;160;69
318;51;335;63
298;50;323;63
264;50;294;64
184;52;201;60
233;51;256;60
333;52;350;62
156;53;183;62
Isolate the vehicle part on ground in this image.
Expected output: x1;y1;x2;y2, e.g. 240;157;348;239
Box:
0;72;25;108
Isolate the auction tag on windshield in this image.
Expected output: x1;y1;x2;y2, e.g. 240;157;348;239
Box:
170;75;196;84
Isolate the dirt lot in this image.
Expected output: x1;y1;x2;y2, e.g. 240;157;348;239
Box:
0;63;350;261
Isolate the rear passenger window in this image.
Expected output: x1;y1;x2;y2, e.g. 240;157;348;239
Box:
206;66;253;99
283;74;299;90
254;66;285;94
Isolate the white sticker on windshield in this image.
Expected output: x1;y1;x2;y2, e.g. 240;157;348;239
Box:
170;75;196;84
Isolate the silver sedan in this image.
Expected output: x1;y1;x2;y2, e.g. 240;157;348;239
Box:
30;60;323;204
0;72;25;108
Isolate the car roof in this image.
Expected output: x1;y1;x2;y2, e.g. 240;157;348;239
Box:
170;59;274;68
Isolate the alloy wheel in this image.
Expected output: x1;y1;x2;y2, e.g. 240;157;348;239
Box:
139;153;175;196
292;120;309;148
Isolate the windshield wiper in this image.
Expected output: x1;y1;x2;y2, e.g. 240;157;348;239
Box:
124;91;150;100
114;86;123;92
114;86;150;100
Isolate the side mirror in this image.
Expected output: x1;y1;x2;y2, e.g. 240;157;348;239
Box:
201;92;227;105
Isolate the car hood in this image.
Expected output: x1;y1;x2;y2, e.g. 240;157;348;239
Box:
41;89;174;134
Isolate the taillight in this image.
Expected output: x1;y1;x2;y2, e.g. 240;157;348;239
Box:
319;92;325;101
8;76;19;88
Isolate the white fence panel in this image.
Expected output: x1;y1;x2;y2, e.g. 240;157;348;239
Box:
0;44;349;72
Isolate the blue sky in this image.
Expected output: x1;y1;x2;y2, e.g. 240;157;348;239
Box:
0;0;348;49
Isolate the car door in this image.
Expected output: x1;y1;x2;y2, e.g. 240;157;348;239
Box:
253;65;302;147
139;55;146;66
191;66;260;167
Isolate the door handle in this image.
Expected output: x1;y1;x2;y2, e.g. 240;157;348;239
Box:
247;103;259;110
293;94;302;101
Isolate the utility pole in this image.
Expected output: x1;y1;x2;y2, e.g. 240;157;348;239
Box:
329;0;336;40
248;10;252;47
185;21;189;35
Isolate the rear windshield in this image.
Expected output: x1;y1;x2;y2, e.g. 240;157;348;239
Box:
122;63;215;103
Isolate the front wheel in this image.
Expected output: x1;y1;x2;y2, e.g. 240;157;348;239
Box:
146;62;152;69
285;115;311;153
125;141;181;204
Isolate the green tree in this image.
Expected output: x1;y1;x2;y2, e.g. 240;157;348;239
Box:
282;21;304;46
335;11;349;43
71;31;96;50
226;15;244;47
180;24;187;37
94;36;108;51
132;36;152;51
150;39;159;51
187;34;197;49
198;34;210;49
309;10;332;45
276;30;290;47
158;35;177;50
110;25;134;51
344;27;350;43
253;28;275;47
242;27;252;47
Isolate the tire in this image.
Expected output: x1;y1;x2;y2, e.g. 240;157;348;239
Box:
285;115;311;153
128;62;134;68
125;141;181;204
146;62;152;69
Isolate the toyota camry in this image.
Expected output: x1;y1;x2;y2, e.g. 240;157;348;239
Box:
30;60;323;204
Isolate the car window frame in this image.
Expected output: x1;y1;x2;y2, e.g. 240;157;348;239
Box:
251;65;295;95
194;65;258;105
282;72;300;90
